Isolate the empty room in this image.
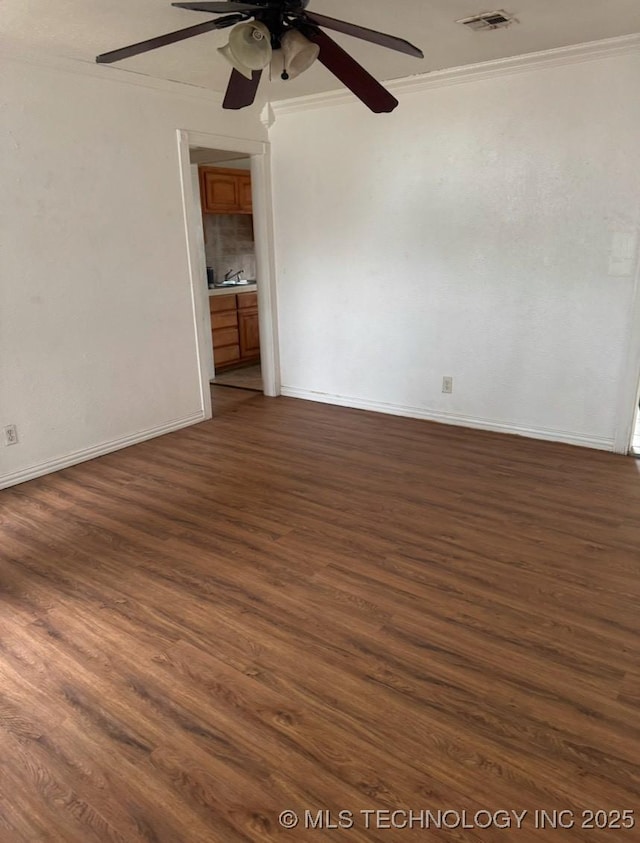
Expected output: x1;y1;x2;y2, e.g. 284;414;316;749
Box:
1;1;639;840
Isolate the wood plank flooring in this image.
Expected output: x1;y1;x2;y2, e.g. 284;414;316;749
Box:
1;387;639;841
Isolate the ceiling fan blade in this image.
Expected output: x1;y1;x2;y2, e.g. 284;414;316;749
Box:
223;68;262;109
96;15;244;63
303;11;424;59
298;27;398;114
172;2;266;12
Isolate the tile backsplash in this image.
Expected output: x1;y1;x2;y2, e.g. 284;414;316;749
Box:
203;214;256;284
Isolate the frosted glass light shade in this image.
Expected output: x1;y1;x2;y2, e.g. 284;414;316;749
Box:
218;21;272;80
281;29;319;80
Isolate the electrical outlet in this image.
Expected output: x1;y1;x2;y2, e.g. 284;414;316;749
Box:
442;377;453;394
4;425;18;446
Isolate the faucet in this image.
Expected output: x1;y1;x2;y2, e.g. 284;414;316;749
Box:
224;268;244;282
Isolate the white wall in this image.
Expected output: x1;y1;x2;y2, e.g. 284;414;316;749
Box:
0;52;265;487
270;49;640;450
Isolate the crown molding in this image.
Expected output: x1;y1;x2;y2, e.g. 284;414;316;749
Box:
260;103;276;130
0;38;224;104
270;32;640;118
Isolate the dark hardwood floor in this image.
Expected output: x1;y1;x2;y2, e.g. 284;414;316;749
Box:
1;387;639;841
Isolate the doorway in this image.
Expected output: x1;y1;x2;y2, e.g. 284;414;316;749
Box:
176;129;280;420
631;392;640;456
194;152;263;392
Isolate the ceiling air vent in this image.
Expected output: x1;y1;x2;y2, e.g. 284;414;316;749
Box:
457;10;515;31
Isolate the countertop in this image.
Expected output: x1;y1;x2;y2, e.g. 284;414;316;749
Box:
208;283;257;297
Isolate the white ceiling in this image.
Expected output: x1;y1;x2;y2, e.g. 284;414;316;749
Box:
4;1;640;102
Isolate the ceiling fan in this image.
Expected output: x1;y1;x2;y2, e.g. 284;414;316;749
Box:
96;0;424;113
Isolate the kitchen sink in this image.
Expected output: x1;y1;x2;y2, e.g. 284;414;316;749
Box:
213;279;256;288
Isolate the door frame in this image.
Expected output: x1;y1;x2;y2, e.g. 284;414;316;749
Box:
613;248;640;454
176;129;281;419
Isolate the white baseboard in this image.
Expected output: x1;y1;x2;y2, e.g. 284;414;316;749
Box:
280;387;614;452
0;411;205;490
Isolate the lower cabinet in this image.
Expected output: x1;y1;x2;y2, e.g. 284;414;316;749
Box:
238;293;260;360
209;291;260;371
210;294;239;368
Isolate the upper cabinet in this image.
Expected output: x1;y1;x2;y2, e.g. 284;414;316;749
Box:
199;166;253;214
237;174;253;213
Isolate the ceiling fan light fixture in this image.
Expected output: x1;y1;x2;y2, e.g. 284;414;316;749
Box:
97;1;424;113
280;29;319;80
218;20;272;79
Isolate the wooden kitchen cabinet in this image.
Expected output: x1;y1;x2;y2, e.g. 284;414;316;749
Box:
209;291;259;371
238;292;260;361
199;167;252;214
237;175;253;213
210;294;240;368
